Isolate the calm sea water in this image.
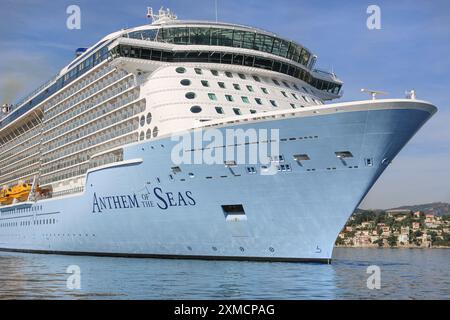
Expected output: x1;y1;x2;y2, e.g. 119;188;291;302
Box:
0;248;448;299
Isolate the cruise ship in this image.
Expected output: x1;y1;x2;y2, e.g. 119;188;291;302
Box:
0;8;436;262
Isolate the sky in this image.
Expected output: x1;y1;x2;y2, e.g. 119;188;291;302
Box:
0;0;449;209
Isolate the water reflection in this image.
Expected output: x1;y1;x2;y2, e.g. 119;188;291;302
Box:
0;248;448;299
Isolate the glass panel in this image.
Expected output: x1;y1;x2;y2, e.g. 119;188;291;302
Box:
244;55;254;67
279;40;290;58
254;57;273;70
190;27;211;45
221;53;232;64
169;27;189;44
263;35;274;53
254;34;265;51
243;32;255;50
300;48;310;66
218;29;233;46
210;28;221;46
272;38;281;56
232;54;244;65
287;43;296;60
233;30;244;48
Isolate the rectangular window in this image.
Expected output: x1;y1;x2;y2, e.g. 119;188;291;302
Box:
233;83;241;90
233;108;242;115
270;100;278;107
282;81;290;88
221;204;246;218
211;70;219;76
335;151;353;159
253;75;261;82
225;94;234;102
293;154;310;161
215;106;224;114
292;93;299;100
272;79;280;86
302;95;309;103
201;80;209;87
255;98;263;105
261;87;269;94
290;103;296;109
217;82;226;89
246;85;254;92
241;96;250;103
194;68;203;75
271;155;284;162
238;73;246;80
250;109;257;114
225;71;233;78
208;93;217;101
246;166;257;174
281;91;288;97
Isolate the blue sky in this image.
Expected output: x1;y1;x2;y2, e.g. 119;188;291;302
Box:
1;0;449;208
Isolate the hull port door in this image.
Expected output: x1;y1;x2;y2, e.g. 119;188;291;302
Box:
222;204;250;237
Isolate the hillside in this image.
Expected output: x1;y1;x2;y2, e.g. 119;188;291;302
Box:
388;202;450;216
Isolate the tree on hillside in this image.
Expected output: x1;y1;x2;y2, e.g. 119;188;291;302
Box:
373;238;384;247
387;235;398;247
427;230;438;244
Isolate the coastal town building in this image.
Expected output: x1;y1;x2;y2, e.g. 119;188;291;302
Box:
336;210;450;248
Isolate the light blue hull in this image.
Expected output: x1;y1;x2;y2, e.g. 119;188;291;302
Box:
0;103;435;262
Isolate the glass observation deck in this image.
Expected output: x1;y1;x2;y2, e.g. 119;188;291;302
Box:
123;25;313;69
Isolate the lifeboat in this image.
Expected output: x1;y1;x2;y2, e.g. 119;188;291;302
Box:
7;183;33;201
0;183;43;205
0;188;13;205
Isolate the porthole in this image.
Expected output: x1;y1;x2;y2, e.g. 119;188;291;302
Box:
188;172;195;178
146;112;152;124
185;92;196;99
180;79;191;86
140;116;145;127
190;105;202;113
153;126;159;137
269;247;275;252
239;247;245;252
146;129;152;139
215;106;224;114
176;67;186;74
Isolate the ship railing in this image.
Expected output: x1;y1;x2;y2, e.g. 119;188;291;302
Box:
50;186;85;198
13;72;60;109
312;68;339;79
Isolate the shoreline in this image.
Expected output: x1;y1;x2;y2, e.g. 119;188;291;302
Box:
334;245;450;249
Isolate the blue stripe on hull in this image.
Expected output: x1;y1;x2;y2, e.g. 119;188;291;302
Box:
0;107;433;261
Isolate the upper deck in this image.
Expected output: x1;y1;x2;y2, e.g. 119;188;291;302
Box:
0;8;343;133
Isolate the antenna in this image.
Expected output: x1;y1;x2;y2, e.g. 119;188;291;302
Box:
360;88;388;100
405;89;417;99
146;6;177;24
